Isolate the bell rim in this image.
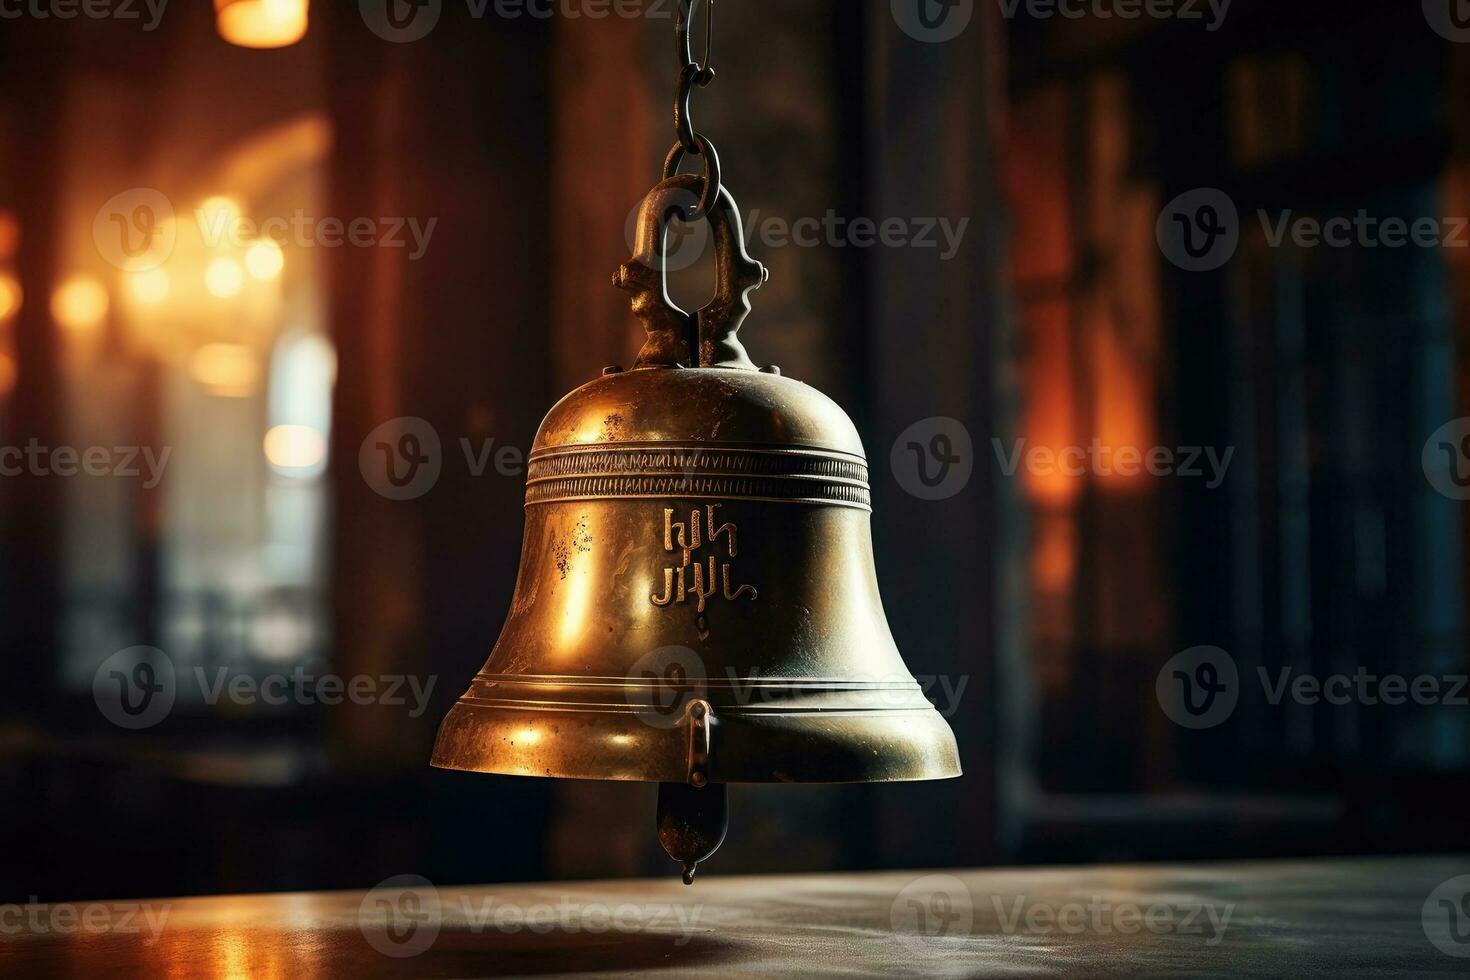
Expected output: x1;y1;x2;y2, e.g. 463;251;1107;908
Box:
429;695;962;785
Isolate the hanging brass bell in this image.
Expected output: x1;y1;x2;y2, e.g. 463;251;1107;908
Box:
431;173;962;883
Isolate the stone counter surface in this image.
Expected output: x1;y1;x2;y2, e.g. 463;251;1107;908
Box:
3;855;1467;977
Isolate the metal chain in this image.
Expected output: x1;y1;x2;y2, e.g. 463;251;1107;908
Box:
671;0;720;220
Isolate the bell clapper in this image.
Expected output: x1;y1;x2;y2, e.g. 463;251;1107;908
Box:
657;780;729;886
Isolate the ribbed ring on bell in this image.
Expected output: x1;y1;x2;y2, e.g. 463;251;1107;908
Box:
524;442;871;509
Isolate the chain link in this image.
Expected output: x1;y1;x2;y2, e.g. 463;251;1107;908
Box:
671;0;720;219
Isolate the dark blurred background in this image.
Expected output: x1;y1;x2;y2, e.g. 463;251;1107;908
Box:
1;0;1468;903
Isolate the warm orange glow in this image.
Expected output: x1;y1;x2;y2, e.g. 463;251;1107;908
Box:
0;212;18;261
263;424;326;473
1031;513;1078;593
192;343;260;397
0;272;21;321
1022;301;1081;507
215;0;308;49
128;268;171;305
205;258;245;298
0;352;14;397
51;277;109;334
245;240;285;280
1092;311;1154;492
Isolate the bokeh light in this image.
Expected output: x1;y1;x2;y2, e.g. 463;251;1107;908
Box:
51;277;109;335
205;258;245;299
263;423;327;476
245;240;285;281
0;273;21;321
191;343;260;397
215;0;308;50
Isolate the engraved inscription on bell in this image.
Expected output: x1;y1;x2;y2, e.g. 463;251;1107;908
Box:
651;504;757;637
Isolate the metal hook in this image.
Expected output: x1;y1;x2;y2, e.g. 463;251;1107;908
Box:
674;0;715;155
672;1;720;199
677;0;715;83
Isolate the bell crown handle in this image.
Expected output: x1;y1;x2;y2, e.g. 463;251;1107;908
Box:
614;172;768;370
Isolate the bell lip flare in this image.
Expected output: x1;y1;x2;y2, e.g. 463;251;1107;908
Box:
430;686;963;784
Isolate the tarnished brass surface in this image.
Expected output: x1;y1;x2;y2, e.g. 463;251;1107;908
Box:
430;364;962;784
431;169;959;789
